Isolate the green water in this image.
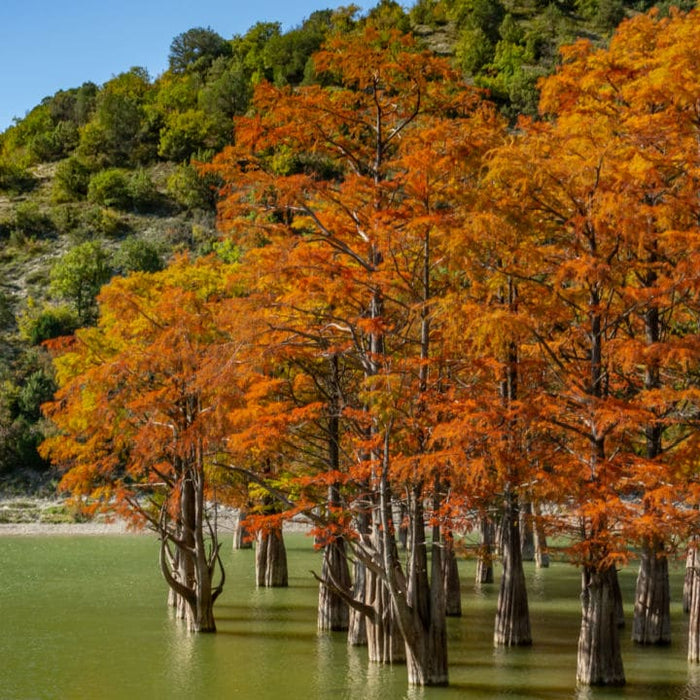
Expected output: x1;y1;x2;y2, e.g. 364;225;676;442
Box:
0;534;698;699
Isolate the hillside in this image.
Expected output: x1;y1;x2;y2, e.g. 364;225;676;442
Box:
0;0;695;489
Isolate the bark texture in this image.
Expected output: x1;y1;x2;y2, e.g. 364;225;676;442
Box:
533;504;549;568
443;533;462;617
348;556;368;646
318;538;352;631
612;566;625;629
232;509;252;550
689;553;700;662
365;549;405;663
494;496;531;646
632;540;670;645
519;499;535;562
576;565;625;686
400;490;448;686
158;472;222;633
255;528;288;587
476;517;495;585
684;546;697;614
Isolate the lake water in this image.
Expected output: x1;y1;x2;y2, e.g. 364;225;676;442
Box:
0;533;698;699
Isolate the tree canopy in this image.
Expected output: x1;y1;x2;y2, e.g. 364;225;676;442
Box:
10;2;700;693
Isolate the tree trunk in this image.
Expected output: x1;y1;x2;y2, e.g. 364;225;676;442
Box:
612;566;625;629
348;507;369;646
159;467;221;634
404;551;449;686
393;500;408;550
494;494;531;646
400;485;448;686
175;543;193;621
632;539;671;645
190;571;217;632
519;498;535;562
167;545;180;610
684;545;697;614
533;504;549;568
348;556;368;646
443;532;462;617
576;565;625;686
178;476;197;626
476;517;495;585
255;528;288;587
190;464;220;633
365;542;405;663
318;538;352;631
688;551;700;662
232;509;252;550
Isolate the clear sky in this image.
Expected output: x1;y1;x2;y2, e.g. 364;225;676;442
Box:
0;0;377;133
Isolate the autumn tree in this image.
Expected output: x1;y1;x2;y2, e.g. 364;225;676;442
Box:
486;7;700;685
430;201;551;647
41;257;247;633
208;24;504;686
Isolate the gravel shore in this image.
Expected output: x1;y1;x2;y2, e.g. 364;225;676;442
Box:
0;520;142;536
0;499;312;537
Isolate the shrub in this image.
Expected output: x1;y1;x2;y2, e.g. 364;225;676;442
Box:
166;163;218;211
114;236;163;274
83;205;129;238
455;27;495;75
0;161;36;194
12;202;54;239
52;157;91;203
126;169;158;212
49;241;113;323
87;168;131;209
18;371;57;420
20;304;80;345
29;121;79;162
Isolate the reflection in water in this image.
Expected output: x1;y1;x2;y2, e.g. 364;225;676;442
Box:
575;684;594;700
404;684;426;700
685;664;700;700
530;564;547;598
167;618;197;695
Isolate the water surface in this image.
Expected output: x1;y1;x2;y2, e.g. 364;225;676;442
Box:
0;534;697;699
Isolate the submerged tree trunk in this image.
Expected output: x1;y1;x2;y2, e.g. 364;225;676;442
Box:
393;499;409;550
689;550;700;662
347;509;369;646
684;545;697;614
232;509;252;550
519;498;535;562
632;539;670;645
476;517;495;585
366;570;404;663
576;565;625;686
318;538;352;631
167;545;182;612
348;556;368;646
612;566;625;629
365;521;405;663
443;531;462;617
159;464;223;633
533;504;549;568
255;527;288;587
400;484;448;686
494;493;531;646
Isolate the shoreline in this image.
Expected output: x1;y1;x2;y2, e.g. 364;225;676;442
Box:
0;501;313;536
0;520;145;536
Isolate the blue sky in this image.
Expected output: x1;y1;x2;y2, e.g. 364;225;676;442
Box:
0;0;377;133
